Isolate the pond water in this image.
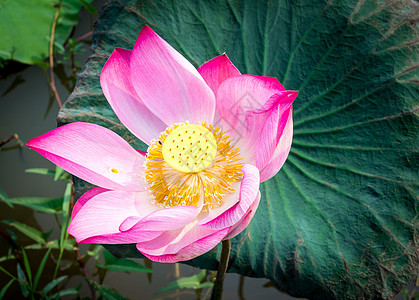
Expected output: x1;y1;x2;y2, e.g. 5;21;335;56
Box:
0;1;300;299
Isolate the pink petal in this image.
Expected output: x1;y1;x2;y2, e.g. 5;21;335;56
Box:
69;190;152;243
198;164;260;229
197;54;241;95
253;92;295;170
27;122;145;191
136;221;216;255
224;191;261;240
259;108;294;182
124;205;203;231
101;48;167;145
72;187;109;219
138;227;230;262
130;25;215;125
215;75;286;162
81;230;162;244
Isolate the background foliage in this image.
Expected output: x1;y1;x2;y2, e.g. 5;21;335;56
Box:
59;0;418;299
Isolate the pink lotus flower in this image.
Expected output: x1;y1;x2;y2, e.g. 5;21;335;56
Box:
27;26;298;262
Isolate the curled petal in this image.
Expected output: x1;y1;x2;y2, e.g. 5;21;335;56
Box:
198;164;260;229
258;107;294;182
138;227;230;262
215;75;287;162
27;122;145;191
224;191;261;240
130;25;215;125
123;205;203;232
258;108;293;182
101;48;167;145
197;54;241;95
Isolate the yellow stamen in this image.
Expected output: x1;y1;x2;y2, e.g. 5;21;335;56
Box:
111;168;119;173
144;122;243;210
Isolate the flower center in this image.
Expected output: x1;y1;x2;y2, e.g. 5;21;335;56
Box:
162;124;217;173
144;122;243;210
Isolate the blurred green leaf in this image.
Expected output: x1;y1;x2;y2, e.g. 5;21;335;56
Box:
33;247;52;289
97;260;153;274
59;183;72;251
99;250;152;273
17;263;29;297
0;0;94;65
156;270;212;295
26;167;70;181
41;275;67;294
2;220;50;244
90;280;128;300
0;188;8;200
54;166;65;182
2;196;64;214
25;168;55;176
103;249;116;264
0;254;16;263
87;245;103;259
1;74;25;97
25;239;76;251
0;188;13;208
51;287;79;298
21;248;32;287
0;279;14;299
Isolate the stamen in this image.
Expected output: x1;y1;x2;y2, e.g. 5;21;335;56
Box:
144;122;243;210
111;168;119;173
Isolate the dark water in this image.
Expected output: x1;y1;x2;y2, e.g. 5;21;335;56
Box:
0;1;299;299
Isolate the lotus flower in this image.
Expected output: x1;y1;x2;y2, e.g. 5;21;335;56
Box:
27;26;298;262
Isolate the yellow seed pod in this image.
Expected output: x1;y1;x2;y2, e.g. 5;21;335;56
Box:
162;124;217;173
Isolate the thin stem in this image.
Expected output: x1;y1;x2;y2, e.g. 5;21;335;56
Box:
75;31;93;42
0;133;21;148
238;275;245;300
211;239;231;300
175;263;180;300
49;2;62;108
74;248;96;300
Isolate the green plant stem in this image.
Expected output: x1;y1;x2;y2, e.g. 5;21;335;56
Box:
211;239;231;300
48;1;62;108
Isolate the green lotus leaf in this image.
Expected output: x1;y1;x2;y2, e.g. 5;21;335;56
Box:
59;0;418;298
0;0;93;65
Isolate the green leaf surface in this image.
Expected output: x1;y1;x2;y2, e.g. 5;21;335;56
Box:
0;0;93;65
59;0;418;299
156;270;212;295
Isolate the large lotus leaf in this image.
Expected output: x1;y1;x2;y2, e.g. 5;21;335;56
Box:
0;0;93;65
58;0;418;299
